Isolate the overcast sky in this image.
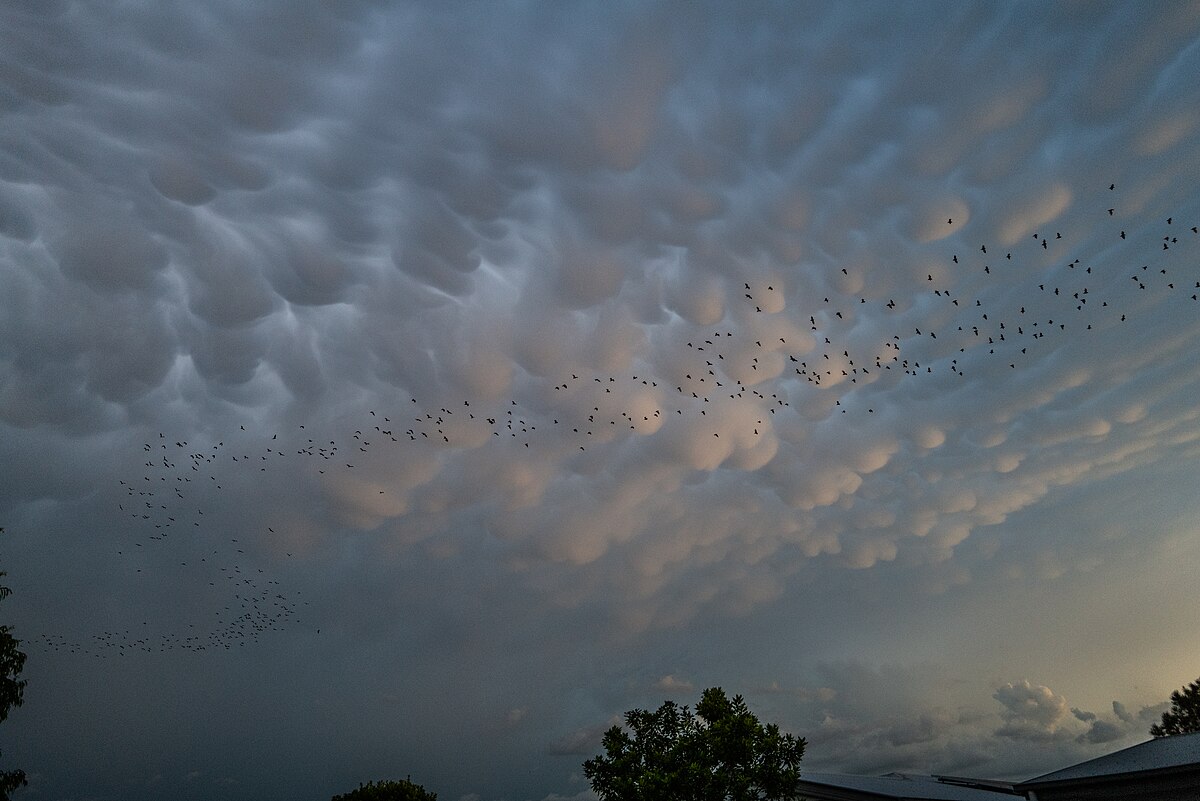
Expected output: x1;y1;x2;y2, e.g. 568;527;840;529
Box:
3;2;1200;800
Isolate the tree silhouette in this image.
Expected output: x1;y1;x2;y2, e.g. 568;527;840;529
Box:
583;687;806;801
1150;676;1200;737
331;777;437;801
0;562;26;800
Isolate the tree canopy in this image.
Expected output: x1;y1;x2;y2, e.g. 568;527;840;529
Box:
583;687;806;801
331;778;437;801
1149;676;1200;737
0;564;27;801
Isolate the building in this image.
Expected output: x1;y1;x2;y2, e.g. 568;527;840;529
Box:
795;731;1200;801
795;772;1018;801
1015;730;1200;800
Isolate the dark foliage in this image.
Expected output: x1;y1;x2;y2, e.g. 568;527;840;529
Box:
0;565;26;801
331;778;437;801
583;687;806;801
1150;676;1200;737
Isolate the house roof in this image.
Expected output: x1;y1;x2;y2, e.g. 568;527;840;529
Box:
795;772;1018;800
1018;730;1200;787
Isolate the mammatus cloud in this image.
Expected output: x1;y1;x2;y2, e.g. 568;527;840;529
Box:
4;2;1199;639
3;3;1200;801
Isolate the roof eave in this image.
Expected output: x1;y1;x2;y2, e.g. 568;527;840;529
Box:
1017;762;1200;791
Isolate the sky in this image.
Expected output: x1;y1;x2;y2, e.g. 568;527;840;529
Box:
2;1;1200;799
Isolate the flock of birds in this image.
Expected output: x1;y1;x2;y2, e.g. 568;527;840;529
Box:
24;182;1200;658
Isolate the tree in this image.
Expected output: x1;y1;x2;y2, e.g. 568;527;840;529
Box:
583;687;806;801
331;778;437;801
1150;676;1200;737
0;565;26;801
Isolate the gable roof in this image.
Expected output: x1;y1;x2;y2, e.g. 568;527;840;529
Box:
795;772;1018;801
1019;730;1200;787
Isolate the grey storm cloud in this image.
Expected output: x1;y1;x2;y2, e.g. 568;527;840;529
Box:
740;666;1152;781
748;668;1175;781
3;2;1200;800
1078;719;1125;745
994;680;1071;741
1070;699;1171;745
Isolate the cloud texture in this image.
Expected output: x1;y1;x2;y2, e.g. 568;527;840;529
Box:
2;3;1200;800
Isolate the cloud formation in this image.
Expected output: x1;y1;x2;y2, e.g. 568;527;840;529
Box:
994;680;1071;741
3;3;1200;800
